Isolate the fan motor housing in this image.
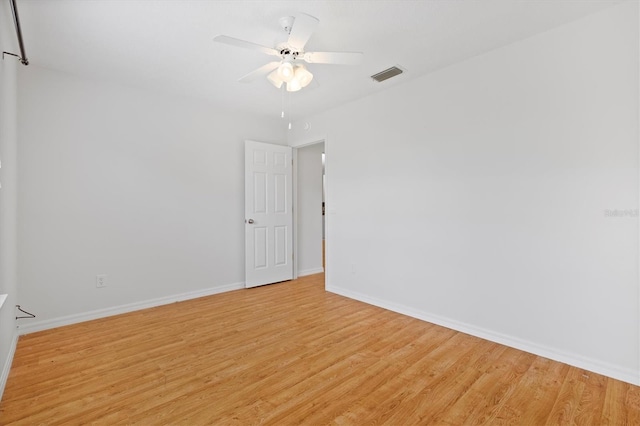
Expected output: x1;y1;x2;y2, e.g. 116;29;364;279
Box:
276;44;301;59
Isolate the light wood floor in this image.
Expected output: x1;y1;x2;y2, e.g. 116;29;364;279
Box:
1;273;639;425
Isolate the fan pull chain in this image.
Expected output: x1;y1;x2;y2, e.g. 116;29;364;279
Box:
281;85;285;118
288;90;292;130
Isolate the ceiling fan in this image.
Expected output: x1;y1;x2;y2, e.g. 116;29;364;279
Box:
213;13;363;92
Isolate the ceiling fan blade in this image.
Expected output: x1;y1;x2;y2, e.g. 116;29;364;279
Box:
287;13;319;51
213;35;279;57
238;62;281;83
303;51;363;65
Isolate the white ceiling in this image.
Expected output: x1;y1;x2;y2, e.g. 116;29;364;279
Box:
9;0;622;121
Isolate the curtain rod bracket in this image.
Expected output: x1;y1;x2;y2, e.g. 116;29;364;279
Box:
2;51;27;65
16;305;36;320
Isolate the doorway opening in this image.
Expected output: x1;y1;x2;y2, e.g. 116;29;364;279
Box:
294;140;326;286
322;151;326;269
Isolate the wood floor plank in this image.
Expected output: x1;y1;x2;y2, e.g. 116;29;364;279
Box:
473;350;538;425
544;367;586;425
331;325;459;424
1;273;638;424
572;369;607;425
436;345;524;425
384;338;527;425
601;377;639;425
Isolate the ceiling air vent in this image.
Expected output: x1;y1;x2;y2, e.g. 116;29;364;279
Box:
371;66;404;82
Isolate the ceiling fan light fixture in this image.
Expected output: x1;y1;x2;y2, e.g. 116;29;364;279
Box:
214;13;364;97
294;64;313;88
277;59;295;82
267;69;284;88
286;78;302;92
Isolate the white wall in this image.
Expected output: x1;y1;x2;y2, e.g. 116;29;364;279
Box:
0;4;19;398
289;2;639;384
296;142;324;276
17;66;286;331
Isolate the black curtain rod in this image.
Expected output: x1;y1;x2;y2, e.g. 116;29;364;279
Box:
10;0;28;65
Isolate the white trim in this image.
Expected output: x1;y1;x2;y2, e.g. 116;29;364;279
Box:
327;284;639;386
637;0;640;386
17;282;245;335
289;137;327;149
0;294;7;310
298;267;324;277
292;147;299;279
323;137;330;290
0;332;18;401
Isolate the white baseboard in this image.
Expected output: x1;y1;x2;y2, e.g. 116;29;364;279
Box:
327;285;639;386
17;282;245;335
298;267;324;277
0;332;18;401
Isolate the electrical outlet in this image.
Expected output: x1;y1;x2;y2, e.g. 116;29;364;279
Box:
96;274;107;288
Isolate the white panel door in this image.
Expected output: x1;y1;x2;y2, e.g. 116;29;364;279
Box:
245;140;293;288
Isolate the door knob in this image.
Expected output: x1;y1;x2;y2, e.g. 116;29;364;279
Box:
247;219;255;224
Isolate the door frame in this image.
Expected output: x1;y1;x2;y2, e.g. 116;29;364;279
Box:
292;138;327;284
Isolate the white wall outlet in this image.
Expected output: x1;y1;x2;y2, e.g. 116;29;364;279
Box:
96;274;107;288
